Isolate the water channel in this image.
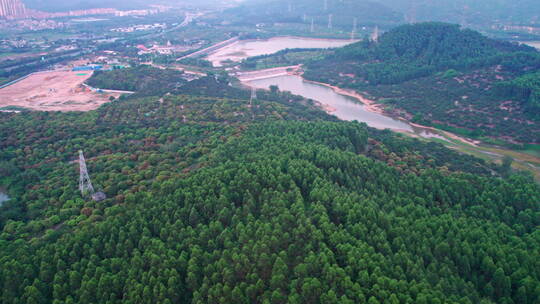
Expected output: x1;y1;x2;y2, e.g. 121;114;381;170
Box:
207;36;357;67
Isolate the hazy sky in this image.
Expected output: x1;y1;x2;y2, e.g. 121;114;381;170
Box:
21;0;540;25
23;0;241;11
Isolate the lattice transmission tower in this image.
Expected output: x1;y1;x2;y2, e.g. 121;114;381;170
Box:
371;26;379;42
351;17;357;40
250;86;257;106
79;150;106;201
328;14;333;29
79;150;95;195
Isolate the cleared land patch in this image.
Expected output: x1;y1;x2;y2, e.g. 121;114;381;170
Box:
0;71;118;111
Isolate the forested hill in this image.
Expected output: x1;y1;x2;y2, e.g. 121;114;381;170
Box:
218;0;403;28
304;22;540;144
318;22;534;83
0;77;539;304
366;23;526;66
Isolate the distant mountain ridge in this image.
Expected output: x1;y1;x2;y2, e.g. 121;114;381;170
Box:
22;0;232;12
221;0;403;28
22;0;146;12
375;0;540;25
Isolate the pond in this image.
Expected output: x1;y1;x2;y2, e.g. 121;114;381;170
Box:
207;36;356;67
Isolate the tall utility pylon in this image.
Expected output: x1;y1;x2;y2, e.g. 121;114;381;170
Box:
461;5;469;27
371;26;379;42
407;0;417;23
328;14;333;29
310;18;314;32
79;150;95;196
250;87;257;106
351;17;357;40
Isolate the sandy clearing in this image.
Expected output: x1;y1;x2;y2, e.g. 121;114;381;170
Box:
0;71;118;112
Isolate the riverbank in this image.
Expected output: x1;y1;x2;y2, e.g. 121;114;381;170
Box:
301;78;386;115
305;79;488;148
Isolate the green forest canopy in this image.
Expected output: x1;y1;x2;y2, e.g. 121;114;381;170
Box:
0;77;539;304
86;65;187;96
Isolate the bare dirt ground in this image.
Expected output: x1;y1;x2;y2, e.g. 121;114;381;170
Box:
0;71;118;111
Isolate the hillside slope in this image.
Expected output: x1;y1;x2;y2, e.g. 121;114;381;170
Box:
0;77;539;304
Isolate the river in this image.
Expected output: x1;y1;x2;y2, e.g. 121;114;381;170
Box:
247;75;413;132
207;36;357;67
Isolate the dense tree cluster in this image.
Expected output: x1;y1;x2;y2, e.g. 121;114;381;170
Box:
495;71;540;118
86;65;187;96
1;77;539;303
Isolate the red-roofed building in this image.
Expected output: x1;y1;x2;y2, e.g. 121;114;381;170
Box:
136;45;149;51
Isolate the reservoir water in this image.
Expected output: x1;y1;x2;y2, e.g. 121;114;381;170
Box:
207;36;356;67
247;75;413;132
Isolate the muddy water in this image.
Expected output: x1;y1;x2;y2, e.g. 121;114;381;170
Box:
207;36;356;67
247;74;414;132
